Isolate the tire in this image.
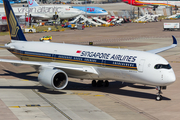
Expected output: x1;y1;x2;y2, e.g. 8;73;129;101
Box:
104;80;109;87
97;80;103;87
156;95;162;101
92;80;96;87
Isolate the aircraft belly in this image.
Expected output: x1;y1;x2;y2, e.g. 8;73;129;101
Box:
96;67;134;81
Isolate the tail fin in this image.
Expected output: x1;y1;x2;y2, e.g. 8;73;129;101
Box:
3;0;27;41
28;0;39;7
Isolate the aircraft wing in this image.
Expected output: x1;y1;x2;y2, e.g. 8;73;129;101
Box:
0;59;99;75
147;36;177;54
0;46;15;49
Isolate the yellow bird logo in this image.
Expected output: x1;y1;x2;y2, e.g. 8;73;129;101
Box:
9;10;19;37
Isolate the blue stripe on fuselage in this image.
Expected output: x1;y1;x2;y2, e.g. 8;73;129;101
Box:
72;6;107;14
9;49;137;70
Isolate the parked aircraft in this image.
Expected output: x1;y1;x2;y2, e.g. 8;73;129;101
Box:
27;0;108;16
72;6;108;16
0;1;82;20
1;0;177;101
0;0;21;4
122;0;179;8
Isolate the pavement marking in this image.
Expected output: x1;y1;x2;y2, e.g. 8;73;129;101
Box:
0;63;8;69
9;105;51;108
9;106;20;108
93;95;104;97
21;79;29;81
32;89;73;120
106;94;158;120
169;61;180;63
70;92;91;95
26;104;41;107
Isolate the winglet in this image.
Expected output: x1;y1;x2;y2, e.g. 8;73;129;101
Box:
147;36;177;54
172;35;177;45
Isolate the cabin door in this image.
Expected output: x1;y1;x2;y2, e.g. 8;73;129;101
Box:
53;50;57;61
101;59;106;67
138;59;145;72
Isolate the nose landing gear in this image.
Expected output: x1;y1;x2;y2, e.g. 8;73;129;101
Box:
156;86;163;101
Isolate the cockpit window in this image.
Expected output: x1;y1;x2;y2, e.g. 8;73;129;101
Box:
154;64;171;69
102;10;106;12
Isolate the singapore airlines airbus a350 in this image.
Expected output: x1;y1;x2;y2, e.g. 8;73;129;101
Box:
0;0;177;101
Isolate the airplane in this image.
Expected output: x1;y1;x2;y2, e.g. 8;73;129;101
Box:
122;0;179;8
0;1;83;20
0;0;21;4
0;0;177;101
27;0;108;16
72;6;108;16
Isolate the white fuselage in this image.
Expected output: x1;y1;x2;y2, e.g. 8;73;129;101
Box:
0;5;83;20
141;0;180;6
6;41;176;86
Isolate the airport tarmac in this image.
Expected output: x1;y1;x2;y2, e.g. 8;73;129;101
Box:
0;21;180;120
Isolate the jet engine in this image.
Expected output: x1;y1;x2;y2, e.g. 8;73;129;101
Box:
38;69;68;90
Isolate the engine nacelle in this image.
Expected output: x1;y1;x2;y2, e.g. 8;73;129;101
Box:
38;69;68;90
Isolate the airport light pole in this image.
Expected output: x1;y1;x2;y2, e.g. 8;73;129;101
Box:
28;0;29;27
85;0;87;18
25;13;27;26
131;0;132;18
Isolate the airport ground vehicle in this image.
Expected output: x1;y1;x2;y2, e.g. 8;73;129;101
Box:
39;36;52;41
45;22;54;26
164;23;180;31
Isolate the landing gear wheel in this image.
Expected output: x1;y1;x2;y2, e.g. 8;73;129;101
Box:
92;80;96;87
104;80;109;87
156;95;162;101
97;80;103;87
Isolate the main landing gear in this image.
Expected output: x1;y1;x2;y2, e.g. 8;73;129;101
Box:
156;86;163;101
92;80;109;87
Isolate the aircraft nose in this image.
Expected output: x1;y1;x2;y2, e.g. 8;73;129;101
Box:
164;70;176;85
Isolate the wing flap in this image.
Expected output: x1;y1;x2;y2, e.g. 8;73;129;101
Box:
147;36;177;54
49;62;99;75
0;59;99;75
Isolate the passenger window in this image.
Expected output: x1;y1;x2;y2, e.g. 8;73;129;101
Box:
154;64;171;69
